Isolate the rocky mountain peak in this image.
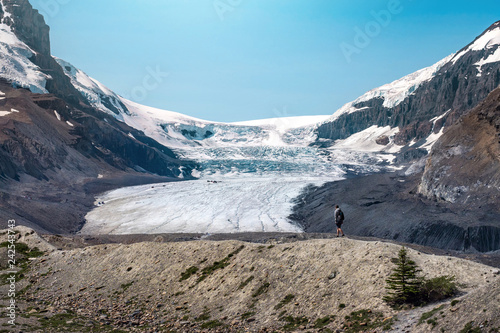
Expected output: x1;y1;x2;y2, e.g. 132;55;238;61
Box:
316;21;500;161
0;0;50;56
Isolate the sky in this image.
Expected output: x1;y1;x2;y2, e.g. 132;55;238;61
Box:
30;0;500;122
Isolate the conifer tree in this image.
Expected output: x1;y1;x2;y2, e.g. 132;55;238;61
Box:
383;246;423;307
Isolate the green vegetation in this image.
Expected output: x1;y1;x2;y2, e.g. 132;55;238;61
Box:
451;299;460;306
179;266;199;282
344;309;393;333
459;321;482;333
384;247;460;308
0;241;45;285
241;311;255;320
238;275;254;290
252;282;270;298
280;315;309;331
36;312;125;332
196;245;244;283
200;320;224;329
195;311;211;322
420;276;460;304
339;303;346;309
418;305;445;325
314;315;335;329
383;247;423;306
120;281;134;291
274;294;295;310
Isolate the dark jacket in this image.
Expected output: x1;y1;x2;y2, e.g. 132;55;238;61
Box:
335;208;344;224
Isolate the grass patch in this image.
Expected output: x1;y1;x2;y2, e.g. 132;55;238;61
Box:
459;321;482;333
180;266;199;282
252;282;270;298
314;315;334;329
274;294;295;310
200;320;224;329
196;245;244;283
418;305;445;326
281;316;309;331
0;242;45;258
238;275;254;290
427;318;438;328
0;242;45;285
241;311;255;320
451;299;460;306
344;309;391;333
195;312;211;322
120;281;134;291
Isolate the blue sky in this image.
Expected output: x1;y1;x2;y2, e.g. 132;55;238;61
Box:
30;0;499;122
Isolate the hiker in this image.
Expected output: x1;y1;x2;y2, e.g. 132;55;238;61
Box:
334;205;345;237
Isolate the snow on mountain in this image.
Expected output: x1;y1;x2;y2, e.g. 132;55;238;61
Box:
120;98;332;149
52;59;329;151
332;125;400;154
452;22;500;64
55;58;128;116
326;53;455;123
0;22;50;93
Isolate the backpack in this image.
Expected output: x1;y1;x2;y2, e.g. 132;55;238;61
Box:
339;210;344;221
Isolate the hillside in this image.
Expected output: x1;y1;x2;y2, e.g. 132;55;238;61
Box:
1;227;499;332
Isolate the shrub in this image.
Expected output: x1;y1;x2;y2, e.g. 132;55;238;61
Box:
419;276;459;303
179;266;199;281
384;247;460;308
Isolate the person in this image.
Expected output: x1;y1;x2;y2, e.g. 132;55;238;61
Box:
334;205;345;237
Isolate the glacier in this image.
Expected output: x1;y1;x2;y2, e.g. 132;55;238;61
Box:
82;130;397;234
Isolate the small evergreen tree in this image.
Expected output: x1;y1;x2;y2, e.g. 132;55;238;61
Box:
383;246;423;307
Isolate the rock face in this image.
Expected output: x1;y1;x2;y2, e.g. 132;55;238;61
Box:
316;21;500;155
419;87;500;208
1;0;88;103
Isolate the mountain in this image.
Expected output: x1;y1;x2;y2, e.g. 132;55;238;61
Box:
419;87;500;207
1;0;500;242
316;21;500;161
0;0;195;233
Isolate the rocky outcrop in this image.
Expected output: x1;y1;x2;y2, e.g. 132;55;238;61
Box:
418;87;500;208
1;0;90;105
316;21;500;154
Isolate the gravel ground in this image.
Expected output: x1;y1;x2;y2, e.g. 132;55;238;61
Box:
0;227;499;332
